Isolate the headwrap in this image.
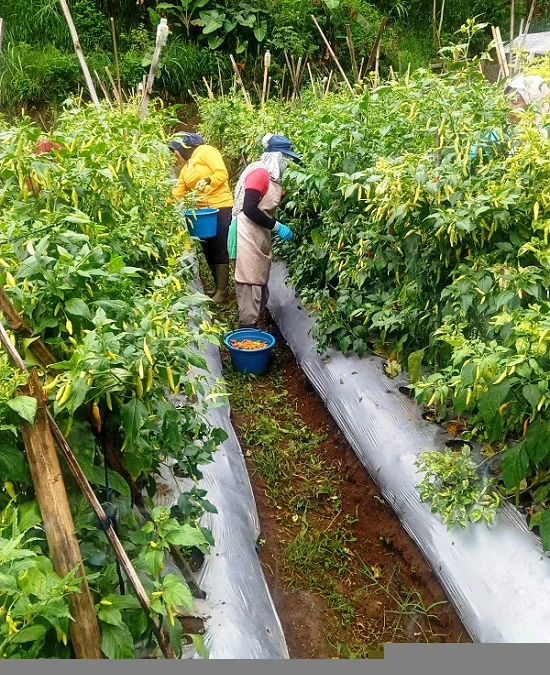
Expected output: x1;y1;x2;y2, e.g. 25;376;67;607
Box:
231;133;289;218
504;75;549;108
168;132;206;156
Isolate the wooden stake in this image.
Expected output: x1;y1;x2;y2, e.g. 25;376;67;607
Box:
510;0;515;43
229;54;251;106
307;62;317;97
311;14;355;94
139;18;170;121
496;26;510;77
266;75;272;102
374;41;381;87
57;0;101;110
0;301;178;659
366;18;388;75
345;24;359;82
522;0;537;48
491;26;505;80
22;371;103;658
105;66;121;104
512;17;525;75
261;50;271;106
202;76;215;100
110;17;123;113
0;324;102;659
218;61;224;97
324;70;333;97
94;70;114;107
0;18;4;52
292;56;303;103
358;57;365;81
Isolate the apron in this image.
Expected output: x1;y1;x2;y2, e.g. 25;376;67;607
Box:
234;179;283;285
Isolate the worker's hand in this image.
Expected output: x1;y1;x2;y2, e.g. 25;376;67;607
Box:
274;222;294;241
195;177;212;192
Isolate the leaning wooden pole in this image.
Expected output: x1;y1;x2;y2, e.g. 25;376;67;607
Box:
110;17;124;113
311;14;355;95
0;325;102;658
0;318;177;659
57;0;101;110
139;18;170;121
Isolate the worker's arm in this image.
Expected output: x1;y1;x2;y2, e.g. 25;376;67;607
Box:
241;168;275;229
243;189;276;229
172;166;191;200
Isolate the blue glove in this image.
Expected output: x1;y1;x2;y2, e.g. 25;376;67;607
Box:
275;222;294;241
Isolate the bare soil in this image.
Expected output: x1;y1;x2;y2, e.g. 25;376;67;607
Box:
220;305;469;658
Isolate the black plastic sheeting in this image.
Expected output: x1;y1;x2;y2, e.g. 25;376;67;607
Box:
267;258;550;644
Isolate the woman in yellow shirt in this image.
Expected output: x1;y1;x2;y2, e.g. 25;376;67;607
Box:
169;132;233;303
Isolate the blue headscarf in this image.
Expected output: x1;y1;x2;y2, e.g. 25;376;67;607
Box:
168;132;206;156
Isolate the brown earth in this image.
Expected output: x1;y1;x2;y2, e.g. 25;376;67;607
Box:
217;297;469;658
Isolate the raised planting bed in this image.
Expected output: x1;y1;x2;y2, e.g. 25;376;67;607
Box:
268;259;550;644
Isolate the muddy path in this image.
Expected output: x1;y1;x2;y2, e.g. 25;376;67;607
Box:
206;267;469;658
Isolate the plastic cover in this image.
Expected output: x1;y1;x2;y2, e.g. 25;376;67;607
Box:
505;31;550;55
153;272;288;659
267;259;550;644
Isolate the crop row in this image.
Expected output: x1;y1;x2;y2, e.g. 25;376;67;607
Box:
0;101;225;658
199;60;550;540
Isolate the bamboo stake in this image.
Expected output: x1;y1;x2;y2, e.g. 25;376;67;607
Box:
365;18;388;75
324;70;333;97
510;0;515;43
345;24;359;82
291;56;303;103
496;26;510;77
105;66;121;104
512;18;525;75
284;52;295;87
281;64;287;100
358;57;365;81
266;75;272;102
0;327;102;659
217;61;224;98
139;18;170;121
522;0;537;48
311;14;354;95
0;18;4;52
229;54;251;105
57;0;100;110
438;0;446;46
94;70;114;107
261;50;271;106
202;76;215;100
110;17;123;113
374;41;381;86
307;62;317;97
491;26;504;80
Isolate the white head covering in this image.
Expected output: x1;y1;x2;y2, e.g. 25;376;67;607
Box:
232;134;287;218
505;75;549;108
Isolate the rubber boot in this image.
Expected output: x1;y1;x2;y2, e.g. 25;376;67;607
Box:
206;262;216;297
212;264;229;304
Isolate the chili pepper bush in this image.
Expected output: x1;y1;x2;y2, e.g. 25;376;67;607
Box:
0;100;228;658
199;57;550;546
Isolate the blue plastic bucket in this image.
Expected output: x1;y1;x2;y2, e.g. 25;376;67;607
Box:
183;207;219;239
224;329;276;375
